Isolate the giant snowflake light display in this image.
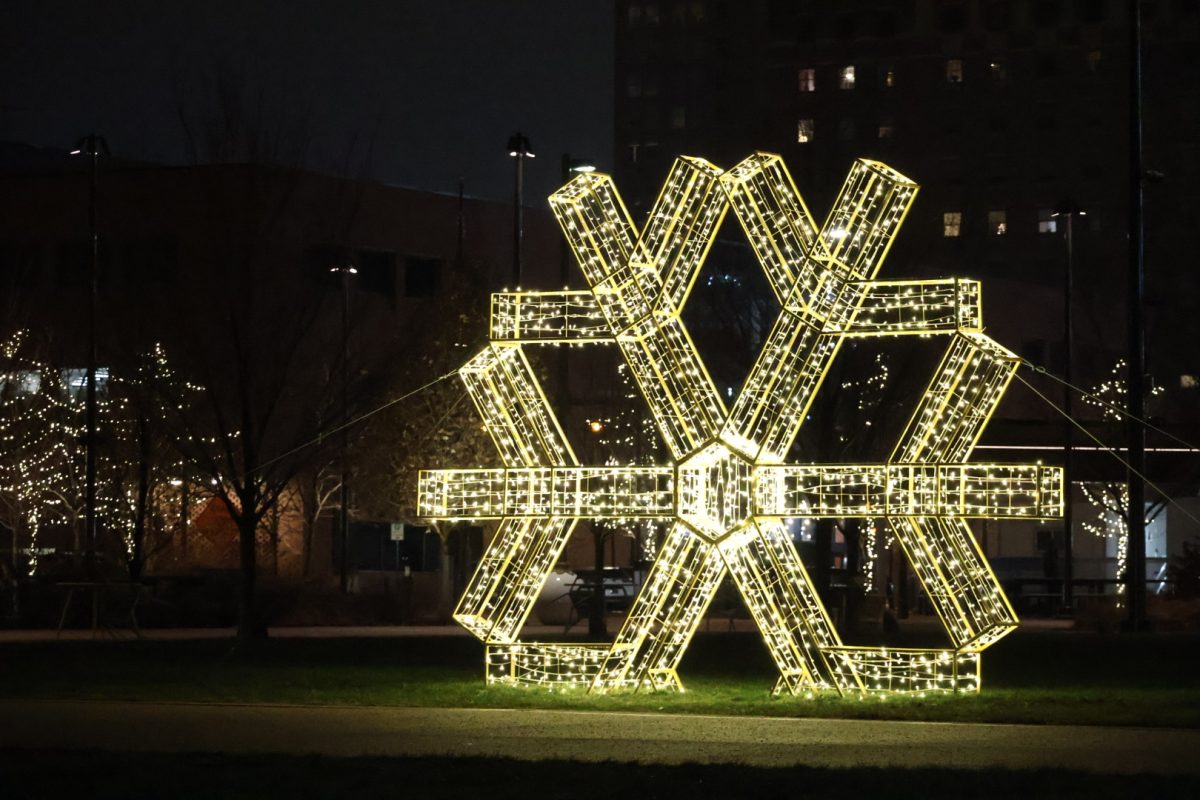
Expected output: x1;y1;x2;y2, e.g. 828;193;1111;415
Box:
419;153;1062;696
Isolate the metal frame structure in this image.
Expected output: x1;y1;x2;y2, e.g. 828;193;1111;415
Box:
419;153;1062;696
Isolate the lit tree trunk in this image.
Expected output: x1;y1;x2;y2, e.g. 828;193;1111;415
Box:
438;526;453;621
129;412;151;583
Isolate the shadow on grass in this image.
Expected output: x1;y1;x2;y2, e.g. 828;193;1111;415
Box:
2;749;1196;800
2;629;1199;727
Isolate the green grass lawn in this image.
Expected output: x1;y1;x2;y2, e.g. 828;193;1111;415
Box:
3;630;1199;728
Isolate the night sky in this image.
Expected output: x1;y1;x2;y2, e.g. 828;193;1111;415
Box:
1;0;613;205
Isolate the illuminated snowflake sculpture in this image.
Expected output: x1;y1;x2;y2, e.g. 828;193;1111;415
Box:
419;154;1062;696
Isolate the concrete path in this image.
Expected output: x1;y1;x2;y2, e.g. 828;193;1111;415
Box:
2;699;1195;774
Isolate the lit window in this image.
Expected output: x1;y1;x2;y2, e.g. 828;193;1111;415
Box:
943;212;962;237
1038;208;1058;234
60;367;110;398
670;106;686;128
798;68;816;92
946;59;964;83
839;65;855;89
1181;375;1199;389
878;117;894;139
883;66;896;88
989;59;1007;84
796;118;814;143
988;210;1007;235
0;370;40;396
1086;50;1102;72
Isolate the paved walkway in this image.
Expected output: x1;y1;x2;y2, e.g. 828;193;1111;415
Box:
2;700;1195;773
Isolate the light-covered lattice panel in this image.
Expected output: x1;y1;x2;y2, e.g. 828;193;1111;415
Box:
419;152;1060;697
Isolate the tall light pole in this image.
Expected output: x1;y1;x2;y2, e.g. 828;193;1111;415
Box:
507;132;535;288
330;264;357;592
1126;0;1148;630
1053;201;1084;612
71;133;108;577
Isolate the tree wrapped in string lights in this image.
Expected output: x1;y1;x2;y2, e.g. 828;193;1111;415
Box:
419;153;1063;696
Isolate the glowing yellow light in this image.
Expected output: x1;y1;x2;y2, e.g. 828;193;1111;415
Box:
418;152;1062;696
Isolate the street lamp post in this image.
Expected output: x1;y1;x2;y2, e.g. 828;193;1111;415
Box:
71;133;108;577
1126;0;1148;630
330;264;357;592
507;132;535;288
1053;201;1085;612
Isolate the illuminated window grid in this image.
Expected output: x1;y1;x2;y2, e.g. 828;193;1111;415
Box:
420;152;1061;697
419;467;674;519
551;159;729;459
754;464;1063;519
421;463;1063;522
489;291;612;344
593;522;727;692
488;279;982;345
486;642;618;687
719;159;918;463
824;648;980;695
720;523;857;695
454;516;578;643
461;345;576;468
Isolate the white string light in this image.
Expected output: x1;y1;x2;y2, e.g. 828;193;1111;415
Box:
419;153;1061;696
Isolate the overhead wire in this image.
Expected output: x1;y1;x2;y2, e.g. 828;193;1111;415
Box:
1014;370;1200;529
250;368;461;477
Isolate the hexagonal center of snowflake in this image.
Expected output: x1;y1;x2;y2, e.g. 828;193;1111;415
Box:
676;443;755;541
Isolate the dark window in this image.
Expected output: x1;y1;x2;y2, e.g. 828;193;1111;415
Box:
939;1;966;32
404;256;442;297
767;0;795;29
838;118;857;140
1032;0;1063;26
795;15;817;41
873;11;897;36
836;12;857;38
982;1;1010;30
357;249;397;298
1079;0;1106;23
1036;53;1058;78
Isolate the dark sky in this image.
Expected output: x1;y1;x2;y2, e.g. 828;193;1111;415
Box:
1;0;613;205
